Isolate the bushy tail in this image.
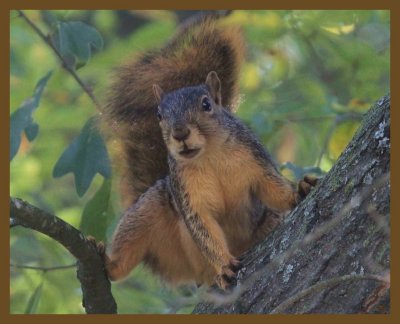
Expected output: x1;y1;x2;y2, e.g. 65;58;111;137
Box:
102;15;245;207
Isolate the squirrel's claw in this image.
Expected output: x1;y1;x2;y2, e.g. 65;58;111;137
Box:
304;175;319;186
215;258;242;290
86;235;108;265
229;258;243;272
298;175;319;199
215;274;234;291
97;241;107;257
86;235;98;247
86;235;105;254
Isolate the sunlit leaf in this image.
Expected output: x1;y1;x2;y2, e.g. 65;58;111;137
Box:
347;98;370;112
10;71;52;161
53;117;111;197
328;122;360;160
80;178;115;242
322;24;355;35
242;63;261;91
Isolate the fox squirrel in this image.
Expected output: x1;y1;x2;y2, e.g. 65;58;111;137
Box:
98;15;316;290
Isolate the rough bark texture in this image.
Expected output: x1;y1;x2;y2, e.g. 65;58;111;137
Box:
193;94;390;314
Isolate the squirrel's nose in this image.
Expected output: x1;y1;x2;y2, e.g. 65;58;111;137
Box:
172;127;190;141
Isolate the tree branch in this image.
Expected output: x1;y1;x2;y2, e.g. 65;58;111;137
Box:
10;197;117;314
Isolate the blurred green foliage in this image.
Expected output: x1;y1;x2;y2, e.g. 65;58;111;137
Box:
10;10;390;314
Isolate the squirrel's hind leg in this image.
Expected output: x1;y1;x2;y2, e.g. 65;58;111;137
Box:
106;212;148;281
106;180;170;281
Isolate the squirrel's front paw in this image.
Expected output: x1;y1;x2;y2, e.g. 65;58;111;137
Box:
86;235;105;255
215;258;242;290
298;175;319;199
86;236;109;267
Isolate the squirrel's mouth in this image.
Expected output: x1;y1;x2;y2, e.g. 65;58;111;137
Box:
179;147;201;159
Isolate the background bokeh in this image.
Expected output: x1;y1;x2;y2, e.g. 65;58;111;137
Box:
10;10;390;314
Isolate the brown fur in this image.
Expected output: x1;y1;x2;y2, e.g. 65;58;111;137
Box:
105;137;311;288
105;179;215;285
99;16;316;290
101;17;245;207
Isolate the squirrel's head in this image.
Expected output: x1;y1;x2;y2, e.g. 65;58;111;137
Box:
153;71;229;162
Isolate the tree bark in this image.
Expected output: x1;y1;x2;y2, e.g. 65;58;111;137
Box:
193;94;390;314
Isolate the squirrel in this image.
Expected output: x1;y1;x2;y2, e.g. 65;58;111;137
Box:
98;15;317;290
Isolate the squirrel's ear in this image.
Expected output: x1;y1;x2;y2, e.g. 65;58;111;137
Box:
205;71;222;105
152;84;165;104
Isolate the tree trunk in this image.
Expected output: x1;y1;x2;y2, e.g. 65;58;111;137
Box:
193;94;390;314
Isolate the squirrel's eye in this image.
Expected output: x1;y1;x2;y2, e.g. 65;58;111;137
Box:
202;97;212;112
156;111;162;121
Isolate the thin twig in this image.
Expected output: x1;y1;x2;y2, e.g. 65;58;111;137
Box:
10;263;77;272
270;273;389;314
17;10;103;112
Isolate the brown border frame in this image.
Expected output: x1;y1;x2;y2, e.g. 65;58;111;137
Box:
3;1;397;322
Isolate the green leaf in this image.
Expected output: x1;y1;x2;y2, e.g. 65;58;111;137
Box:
80;179;115;242
24;279;44;314
56;21;103;69
24;123;39;141
10;71;52;161
40;10;58;29
53;117;111;197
